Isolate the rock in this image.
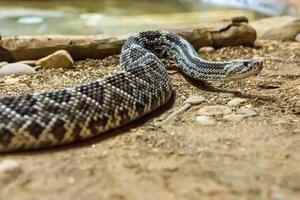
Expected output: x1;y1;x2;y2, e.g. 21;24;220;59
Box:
0;62;8;68
223;114;247;122
36;50;74;69
271;192;289;200
231;16;249;24
184;96;206;105
250;16;300;41
198;105;232;116
258;82;282;89
296;33;300;42
1;77;20;86
236;106;258;117
20;60;37;66
198;47;214;54
0;62;36;77
196;116;216;125
227;98;247;107
0;160;21;176
219;93;235;98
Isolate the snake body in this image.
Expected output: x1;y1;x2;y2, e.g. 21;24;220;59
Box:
0;31;263;152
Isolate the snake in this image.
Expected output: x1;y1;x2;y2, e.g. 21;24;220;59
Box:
0;31;263;152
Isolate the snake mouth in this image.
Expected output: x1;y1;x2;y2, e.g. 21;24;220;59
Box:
225;57;264;80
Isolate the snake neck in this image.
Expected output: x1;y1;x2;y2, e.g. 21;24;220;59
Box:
121;31;263;81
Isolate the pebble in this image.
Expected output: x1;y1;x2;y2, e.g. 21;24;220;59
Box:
183;95;206;105
219;93;235;98
223;114;247;122
296;33;300;42
198;47;214;54
0;62;8;68
271;192;289;200
1;77;20;85
231;16;249;24
197;105;232;116
36;50;74;69
196;116;216;125
227;98;247;107
236;106;258;117
258;82;281;89
0;160;22;176
0;62;36;77
20;60;37;66
296;85;300;94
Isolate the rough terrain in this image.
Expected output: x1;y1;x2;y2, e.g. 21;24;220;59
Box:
0;40;299;200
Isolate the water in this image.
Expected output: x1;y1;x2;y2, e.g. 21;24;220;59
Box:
202;0;293;15
0;0;269;36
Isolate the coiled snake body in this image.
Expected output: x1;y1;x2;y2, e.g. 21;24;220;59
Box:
0;31;263;152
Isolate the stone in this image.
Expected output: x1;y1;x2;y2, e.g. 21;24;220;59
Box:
0;62;36;77
236;106;258;117
223;114;247;122
184;96;206;105
258;82;281;89
36;50;74;69
0;62;8;68
231;16;249;24
296;33;300;42
2;77;20;85
20;60;37;66
227;98;247;107
0;160;21;176
250;16;300;41
271;192;289;200
198;47;214;54
196;116;216;125
198;105;232;116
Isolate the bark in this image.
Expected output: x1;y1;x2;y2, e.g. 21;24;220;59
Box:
0;21;256;62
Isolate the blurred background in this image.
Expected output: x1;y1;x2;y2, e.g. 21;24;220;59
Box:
0;0;299;36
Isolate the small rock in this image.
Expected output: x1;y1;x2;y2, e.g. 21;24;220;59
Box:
196;116;216;125
20;60;37;66
227;98;247;107
296;33;300;42
0;62;8;68
0;160;21;176
0;62;36;77
1;77;20;85
236;106;258;117
198;105;232;116
271;192;289;200
258;82;281;89
231;16;249;24
219;93;235;98
184;96;206;105
296;85;300;94
223;114;247;122
36;50;74;69
198;47;214;54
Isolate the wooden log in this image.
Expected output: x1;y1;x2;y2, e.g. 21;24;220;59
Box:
0;20;256;62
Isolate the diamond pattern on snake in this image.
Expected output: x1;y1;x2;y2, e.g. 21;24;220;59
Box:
0;31;263;152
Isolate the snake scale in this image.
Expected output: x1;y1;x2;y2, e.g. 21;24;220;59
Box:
0;31;263;152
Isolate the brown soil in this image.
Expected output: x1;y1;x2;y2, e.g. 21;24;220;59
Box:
0;40;299;200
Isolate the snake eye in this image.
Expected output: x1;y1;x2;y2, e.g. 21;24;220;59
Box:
243;61;249;67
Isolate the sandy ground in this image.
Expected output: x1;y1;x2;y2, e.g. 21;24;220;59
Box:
0;40;299;200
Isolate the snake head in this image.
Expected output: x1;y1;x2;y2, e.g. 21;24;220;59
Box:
224;58;263;80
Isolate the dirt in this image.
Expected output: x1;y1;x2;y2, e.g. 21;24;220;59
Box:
0;40;299;200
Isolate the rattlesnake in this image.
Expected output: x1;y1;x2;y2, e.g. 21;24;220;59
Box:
0;31;263;152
